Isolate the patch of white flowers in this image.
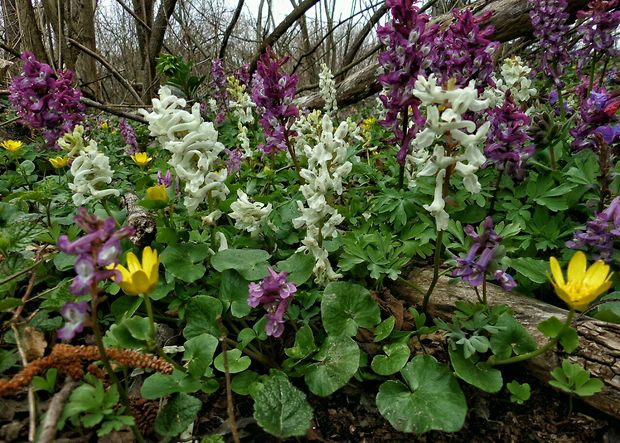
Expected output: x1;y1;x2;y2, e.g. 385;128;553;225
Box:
319;63;337;115
227;76;255;125
69;140;119;206
140;87;229;214
406;74;491;231
291;109;323;158
495;56;537;104
293;114;353;284
229;189;272;236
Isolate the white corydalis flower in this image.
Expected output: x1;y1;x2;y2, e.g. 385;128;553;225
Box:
319;63;337;115
69;141;119;206
229;189;272;235
140;87;229;214
407;74;490;230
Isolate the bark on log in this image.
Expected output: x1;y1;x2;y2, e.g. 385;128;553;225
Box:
391;267;620;420
297;0;591;109
121;193;156;248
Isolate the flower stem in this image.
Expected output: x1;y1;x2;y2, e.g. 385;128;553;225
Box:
91;295;145;443
487;310;575;366
422;229;444;314
142;293;156;350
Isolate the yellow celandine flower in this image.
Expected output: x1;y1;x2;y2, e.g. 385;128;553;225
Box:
1;140;23;152
49;156;70;168
111;247;159;296
100;121;109;129
131;152;152;166
145;184;168;202
548;251;613;311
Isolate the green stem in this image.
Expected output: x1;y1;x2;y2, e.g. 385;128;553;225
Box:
91;295;145;443
142;293;156;350
488;310;575;366
488;164;505;215
398;108;409;190
422;230;444;314
482;278;487;305
101;199;119;227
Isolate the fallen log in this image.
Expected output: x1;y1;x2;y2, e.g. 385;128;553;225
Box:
391;267;620;420
296;0;591;109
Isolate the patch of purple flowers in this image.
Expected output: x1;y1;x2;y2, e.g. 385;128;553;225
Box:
119;118;140;155
224;148;243;175
251;48;299;155
431;9;499;90
57;301;90;340
567;196;620;262
157;169;173;187
485;92;534;180
211;58;228;124
57;208;134;296
248;266;297;338
570;86;620;151
376;0;436;166
9;52;85;147
452;217;517;291
575;0;620;74
529;0;570;87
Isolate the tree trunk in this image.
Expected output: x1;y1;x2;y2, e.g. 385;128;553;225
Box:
1;0;20;53
15;0;46;61
72;0;100;99
391;267;620;420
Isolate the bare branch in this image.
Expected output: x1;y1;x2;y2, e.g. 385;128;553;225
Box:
219;0;245;60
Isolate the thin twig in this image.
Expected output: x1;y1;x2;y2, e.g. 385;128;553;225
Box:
218;319;240;443
39;380;78;443
11;325;37;442
80;97;147;124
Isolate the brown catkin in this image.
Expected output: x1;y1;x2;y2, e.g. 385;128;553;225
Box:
0;344;173;396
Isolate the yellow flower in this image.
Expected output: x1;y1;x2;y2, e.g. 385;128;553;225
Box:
131;152;152;166
145;184;168;202
112;247;159;296
1;140;23;152
49;156;70;168
100;121;109;129
549;251;613;311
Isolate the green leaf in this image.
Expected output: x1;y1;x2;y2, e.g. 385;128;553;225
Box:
231;371;260;395
214;349;251;373
276;253;315;285
252;373;313;438
0;298;22;311
219;270;251;318
183;296;222;339
211;249;270;280
507;381;531;404
574;378;604;397
105;316;150;350
449;347;503;393
0;350;18;374
374;316;396;342
321;282;381;337
183;333;219;378
549;359;603;397
490;313;537;360
237;328;256;349
160;243;211;283
141;370;202;399
376;355;467;434
371;342;410;376
304;336;360;396
509;257;549;284
285;325;317;359
538;316;565;338
559;327;579;353
154;393;202;437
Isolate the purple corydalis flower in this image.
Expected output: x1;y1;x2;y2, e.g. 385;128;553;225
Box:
57;301;90;340
377;0;436;166
251;48;299;155
224;148;243;174
575;0;620;74
157;169;173;187
567;196;620;262
211;58;228;124
248;266;297;338
8;52;84;148
431;9;499;90
485;91;534;180
529;0;570;87
453;217;516;290
57;208;134;295
120;119;139;155
570;86;619;151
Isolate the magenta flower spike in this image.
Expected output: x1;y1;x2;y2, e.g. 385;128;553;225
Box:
567;196;620;262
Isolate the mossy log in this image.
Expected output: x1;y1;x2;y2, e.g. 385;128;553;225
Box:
391;267;620;420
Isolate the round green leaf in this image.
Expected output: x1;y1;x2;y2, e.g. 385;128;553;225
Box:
183;295;222;339
154;393;202;437
183;333;219;378
376;355;466;434
371;342;410;376
211;249;270;280
253;373;313;438
321;282;381;337
449;347;503;393
214;349;251;373
304;335;360;396
160;244;210;283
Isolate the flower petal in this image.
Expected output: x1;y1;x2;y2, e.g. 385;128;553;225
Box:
126;251;141;274
549;257;565;287
583;260;611;288
567;251;586;284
